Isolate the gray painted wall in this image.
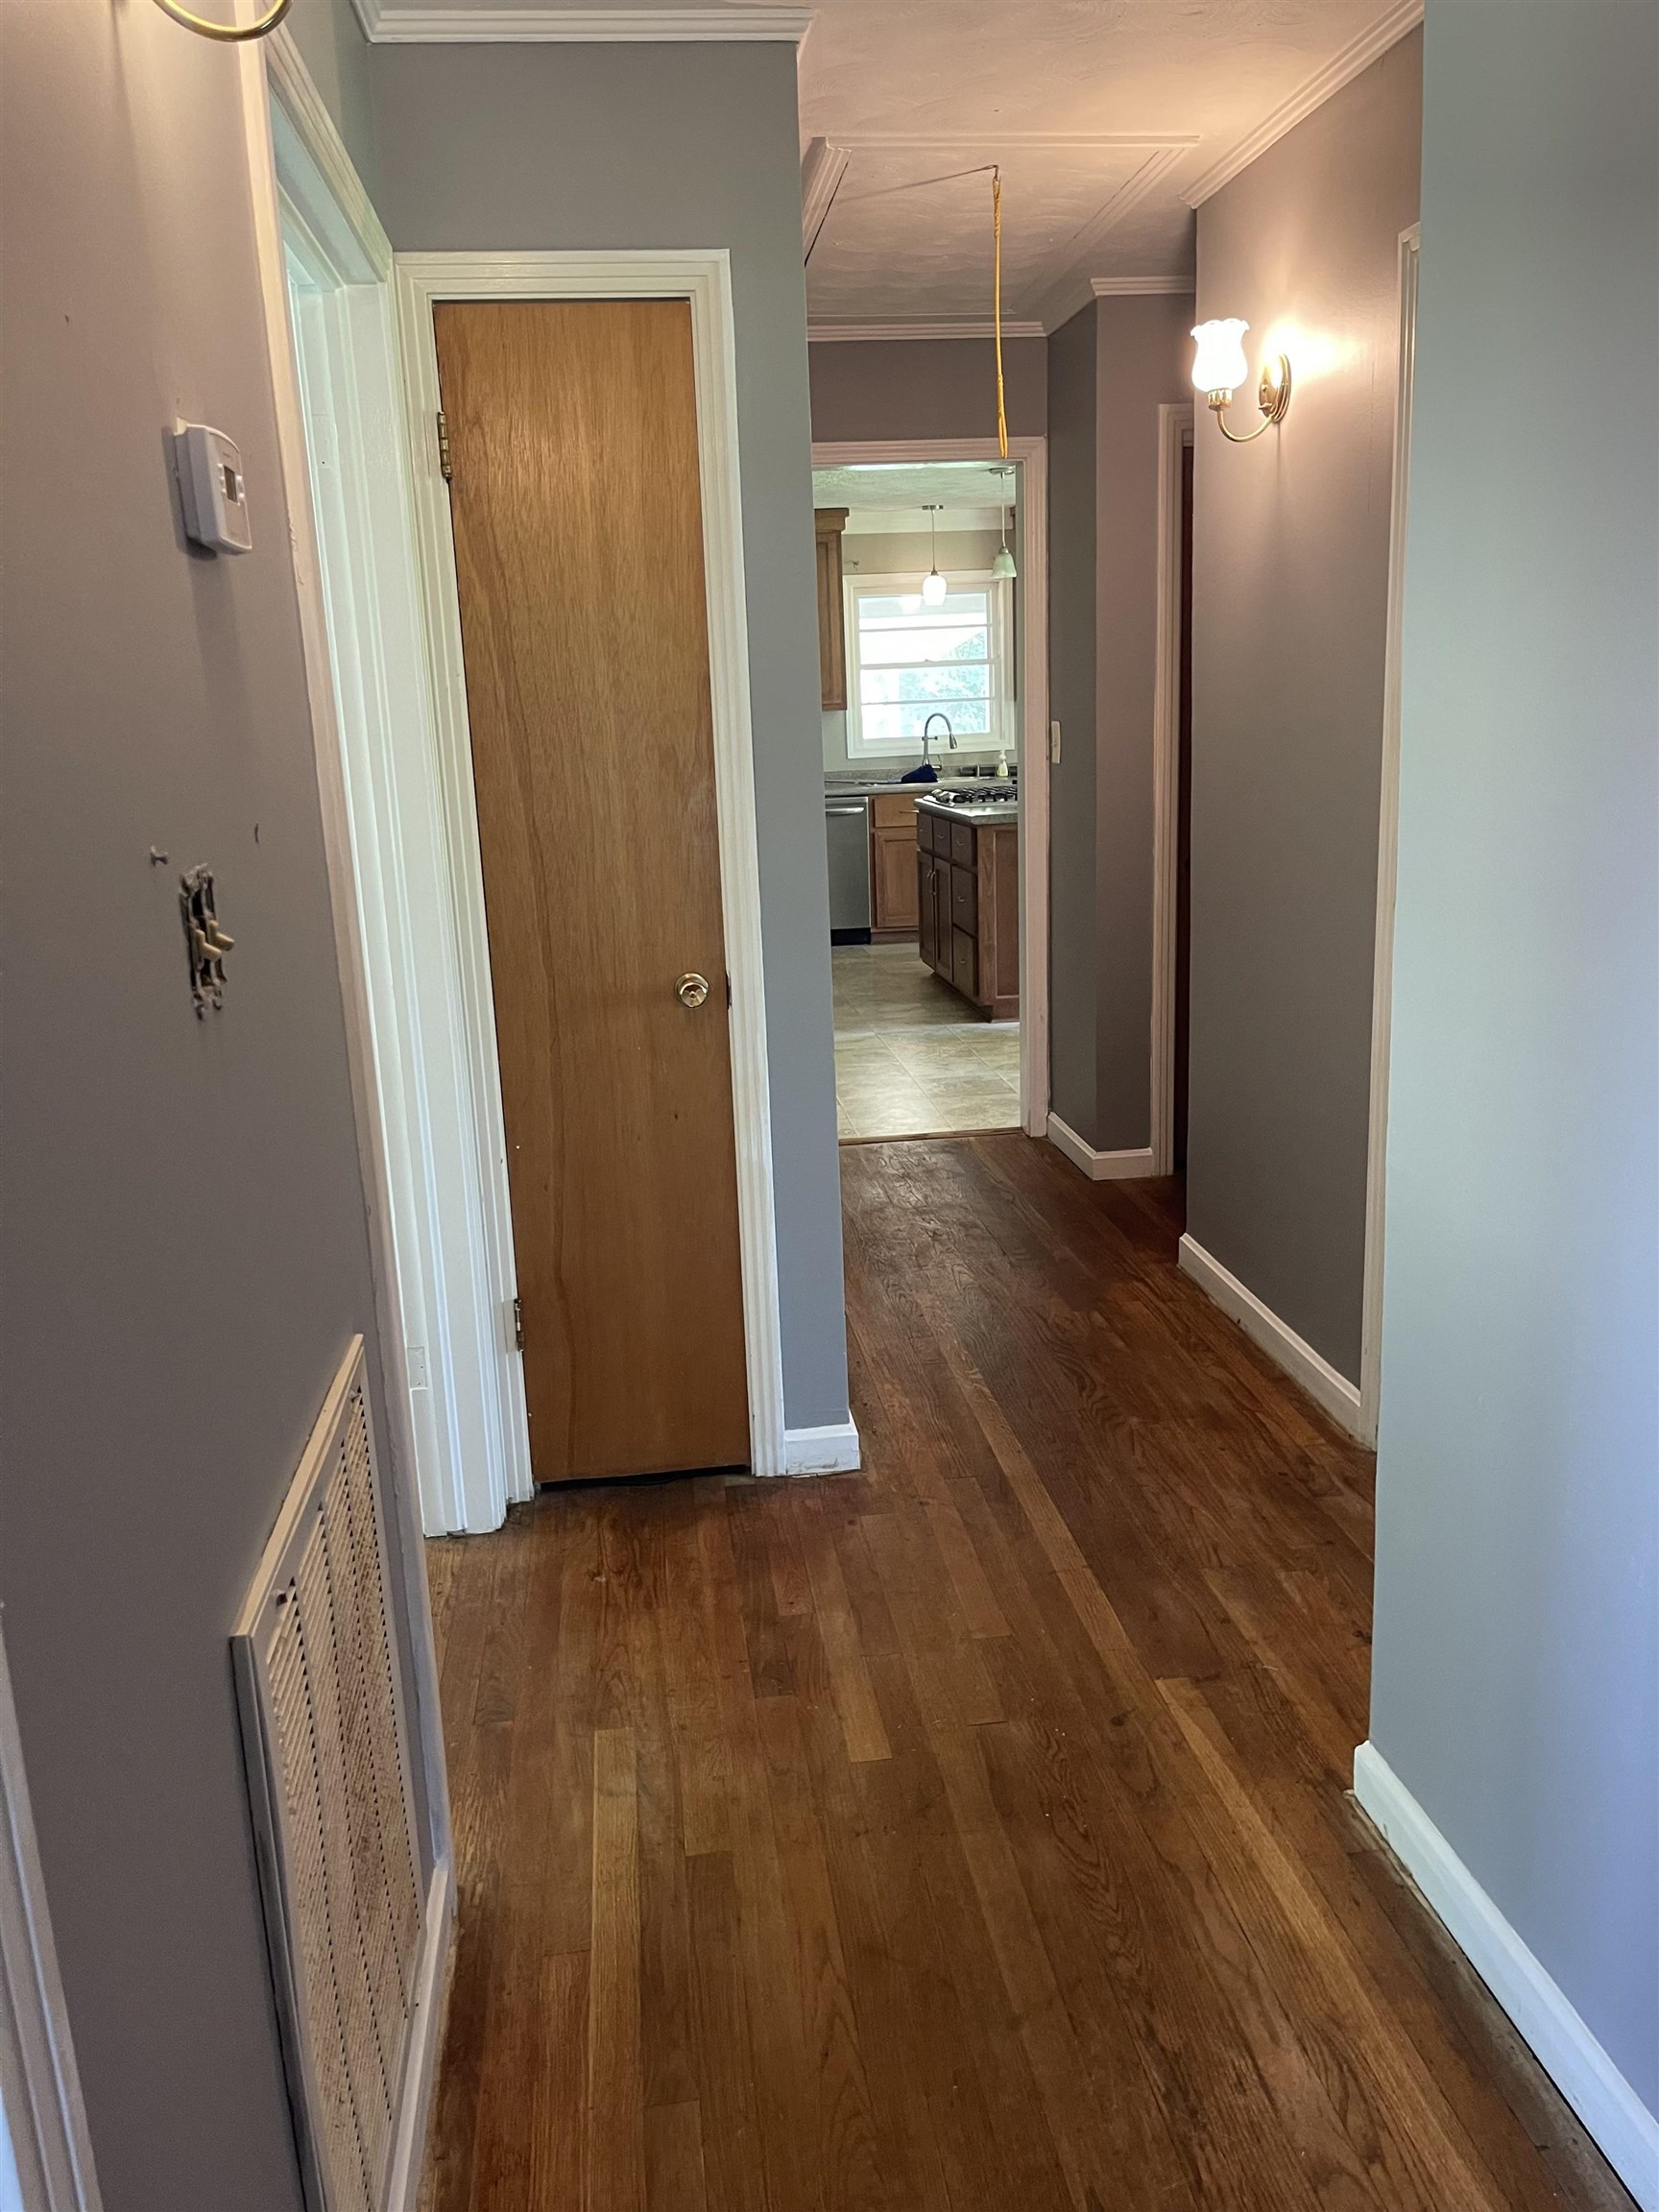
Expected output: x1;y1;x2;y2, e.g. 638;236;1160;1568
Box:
1094;293;1196;1151
285;0;380;198
368;41;851;1431
1371;0;1658;2128
1046;306;1100;1140
1046;297;1192;1153
0;3;418;2203
1186;30;1422;1380
808;335;1047;444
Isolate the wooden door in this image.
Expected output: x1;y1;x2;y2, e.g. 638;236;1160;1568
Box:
872;795;921;938
434;298;750;1482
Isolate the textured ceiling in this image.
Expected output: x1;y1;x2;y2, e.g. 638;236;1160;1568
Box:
799;0;1409;326
812;463;1018;511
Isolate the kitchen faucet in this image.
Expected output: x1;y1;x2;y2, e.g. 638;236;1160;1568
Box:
921;713;956;771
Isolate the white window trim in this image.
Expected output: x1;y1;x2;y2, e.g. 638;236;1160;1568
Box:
843;569;1014;757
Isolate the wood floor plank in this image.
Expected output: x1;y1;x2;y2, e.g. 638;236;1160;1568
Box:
420;1136;1633;2212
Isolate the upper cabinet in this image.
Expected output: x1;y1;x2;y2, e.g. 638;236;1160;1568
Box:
814;508;849;711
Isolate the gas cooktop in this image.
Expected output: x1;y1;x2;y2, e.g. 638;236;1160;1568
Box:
926;783;1019;805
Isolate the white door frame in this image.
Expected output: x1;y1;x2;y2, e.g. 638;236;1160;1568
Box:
811;437;1051;1138
260;44;527;1545
0;1625;102;2212
1150;400;1195;1176
239;28;457;1924
396;251;790;1480
1359;224;1421;1446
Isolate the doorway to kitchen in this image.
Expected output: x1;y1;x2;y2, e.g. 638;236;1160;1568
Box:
811;440;1048;1143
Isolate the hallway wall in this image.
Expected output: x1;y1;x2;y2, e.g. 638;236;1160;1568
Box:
1370;0;1659;2175
0;3;422;2202
1186;29;1422;1382
368;39;852;1433
1046;294;1193;1155
808;334;1047;444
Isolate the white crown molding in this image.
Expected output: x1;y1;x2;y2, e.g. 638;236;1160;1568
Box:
801;134;849;256
1022;144;1190;324
1091;275;1193;297
354;1;814;41
807;320;1046;343
1184;0;1424;205
832;132;1200;151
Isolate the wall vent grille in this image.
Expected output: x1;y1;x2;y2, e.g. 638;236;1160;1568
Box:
234;1337;426;2212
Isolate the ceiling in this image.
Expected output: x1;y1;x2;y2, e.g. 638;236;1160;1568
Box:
799;0;1419;331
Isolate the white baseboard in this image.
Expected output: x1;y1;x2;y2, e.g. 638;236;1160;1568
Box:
1046;1115;1157;1183
1354;1743;1659;2212
781;1418;862;1476
1177;1232;1363;1436
388;1860;454;2211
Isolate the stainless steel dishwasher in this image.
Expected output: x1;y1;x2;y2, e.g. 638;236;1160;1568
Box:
825;794;872;941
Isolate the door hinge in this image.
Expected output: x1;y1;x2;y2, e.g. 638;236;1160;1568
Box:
511;1295;523;1353
436;410;453;485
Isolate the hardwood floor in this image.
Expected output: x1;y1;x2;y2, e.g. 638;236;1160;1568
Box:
420;1134;1631;2212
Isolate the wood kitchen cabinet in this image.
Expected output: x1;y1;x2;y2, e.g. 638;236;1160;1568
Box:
814;508;849;711
871;793;920;937
916;805;1019;1020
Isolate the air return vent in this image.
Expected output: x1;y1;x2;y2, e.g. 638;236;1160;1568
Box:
234;1337;427;2212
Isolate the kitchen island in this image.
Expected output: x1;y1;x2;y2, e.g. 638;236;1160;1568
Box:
915;791;1020;1021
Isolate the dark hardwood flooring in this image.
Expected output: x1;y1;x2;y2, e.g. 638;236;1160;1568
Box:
420;1133;1631;2212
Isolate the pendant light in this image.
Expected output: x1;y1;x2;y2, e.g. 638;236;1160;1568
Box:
922;504;948;607
991;468;1017;581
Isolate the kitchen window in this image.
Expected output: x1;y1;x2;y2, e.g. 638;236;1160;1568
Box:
844;573;1012;756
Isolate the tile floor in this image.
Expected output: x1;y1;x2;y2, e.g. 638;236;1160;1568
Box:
831;941;1021;1141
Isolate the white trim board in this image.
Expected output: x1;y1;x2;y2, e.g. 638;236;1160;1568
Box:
1184;0;1424;205
353;1;813;39
398;250;790;1481
0;1623;102;2212
1178;1234;1364;1436
813;435;1050;1142
782;1420;862;1476
243;25;457;1899
1359;224;1420;1450
1353;1743;1659;2212
808;322;1046;344
1046;1117;1155;1184
1149;400;1193;1179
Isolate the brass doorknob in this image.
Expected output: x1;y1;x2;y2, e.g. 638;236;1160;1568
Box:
675;972;709;1009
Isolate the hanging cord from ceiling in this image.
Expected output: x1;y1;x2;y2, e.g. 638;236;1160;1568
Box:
150;0;292;40
992;165;1008;460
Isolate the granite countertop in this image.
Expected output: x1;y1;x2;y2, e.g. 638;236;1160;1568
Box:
914;789;1021;826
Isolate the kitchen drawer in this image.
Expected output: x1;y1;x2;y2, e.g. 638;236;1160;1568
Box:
950;927;977;998
950;820;974;869
872;793;917;830
916;808;938;855
950;861;976;930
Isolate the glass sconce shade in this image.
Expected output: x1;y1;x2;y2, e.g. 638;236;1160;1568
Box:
1191;319;1250;395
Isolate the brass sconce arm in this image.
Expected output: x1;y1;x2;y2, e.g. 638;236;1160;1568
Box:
1208;354;1293;443
150;0;293;39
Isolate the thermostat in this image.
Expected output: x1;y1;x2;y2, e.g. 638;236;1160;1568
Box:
174;422;252;554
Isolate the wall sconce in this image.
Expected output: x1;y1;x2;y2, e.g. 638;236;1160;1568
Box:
1190;319;1292;443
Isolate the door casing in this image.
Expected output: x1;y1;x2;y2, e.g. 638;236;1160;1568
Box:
396;250;788;1481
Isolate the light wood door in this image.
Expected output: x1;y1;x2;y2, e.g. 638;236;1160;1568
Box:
434;298;749;1482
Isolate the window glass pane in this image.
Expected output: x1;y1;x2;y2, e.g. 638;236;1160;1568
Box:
861;701;994;741
855;589;991;666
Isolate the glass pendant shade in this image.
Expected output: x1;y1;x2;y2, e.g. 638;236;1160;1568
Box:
922;568;949;607
1191;318;1250;395
991;545;1017;581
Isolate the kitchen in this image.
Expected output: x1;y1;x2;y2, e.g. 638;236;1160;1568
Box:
816;463;1024;1141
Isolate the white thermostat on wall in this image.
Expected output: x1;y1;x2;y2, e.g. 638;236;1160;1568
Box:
174;422;252;555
